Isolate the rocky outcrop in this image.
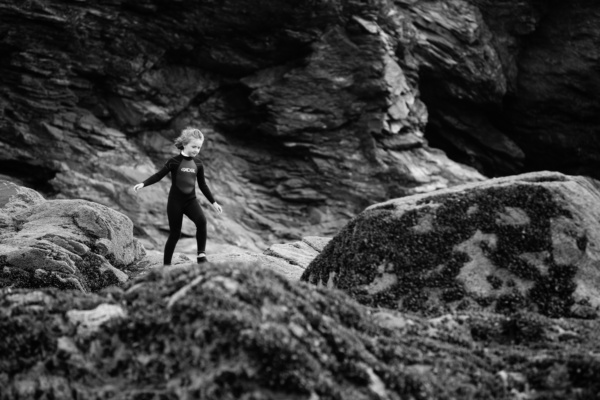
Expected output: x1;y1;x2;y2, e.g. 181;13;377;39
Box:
3;262;600;399
0;180;145;291
3;0;600;253
302;171;600;318
419;0;600;178
503;1;600;176
407;0;532;176
0;0;487;254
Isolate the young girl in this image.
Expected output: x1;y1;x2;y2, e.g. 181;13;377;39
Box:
133;127;223;265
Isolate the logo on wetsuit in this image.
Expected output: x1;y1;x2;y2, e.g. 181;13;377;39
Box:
181;168;196;173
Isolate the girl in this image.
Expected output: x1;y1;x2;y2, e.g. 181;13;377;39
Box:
133;127;223;265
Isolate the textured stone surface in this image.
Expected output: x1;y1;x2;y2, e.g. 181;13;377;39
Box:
0;181;145;292
3;263;600;399
420;0;600;178
0;181;45;211
302;171;600;318
503;1;600;176
3;0;600;254
264;241;321;269
0;0;487;254
207;236;332;281
209;252;305;281
126;250;193;278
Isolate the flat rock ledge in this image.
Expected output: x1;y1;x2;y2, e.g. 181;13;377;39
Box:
206;236;333;281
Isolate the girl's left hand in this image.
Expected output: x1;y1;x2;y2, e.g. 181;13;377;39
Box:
211;202;223;214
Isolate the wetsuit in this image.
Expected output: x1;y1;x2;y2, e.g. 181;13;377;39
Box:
142;153;216;265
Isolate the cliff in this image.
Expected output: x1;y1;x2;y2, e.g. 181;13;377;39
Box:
1;0;599;251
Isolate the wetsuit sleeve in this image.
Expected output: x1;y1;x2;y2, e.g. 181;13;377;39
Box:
196;162;216;203
141;159;173;187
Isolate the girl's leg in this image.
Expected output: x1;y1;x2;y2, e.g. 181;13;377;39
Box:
183;200;207;258
164;197;185;265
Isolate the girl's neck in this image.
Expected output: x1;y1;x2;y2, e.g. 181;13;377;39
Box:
181;151;192;158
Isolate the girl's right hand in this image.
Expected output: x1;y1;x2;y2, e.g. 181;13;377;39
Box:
133;183;144;192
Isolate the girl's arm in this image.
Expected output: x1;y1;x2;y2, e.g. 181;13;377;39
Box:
133;160;172;191
196;162;222;213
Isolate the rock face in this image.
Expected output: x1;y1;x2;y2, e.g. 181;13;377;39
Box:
0;0;489;253
2;0;600;252
302;172;600;318
410;0;531;176
0;180;145;292
503;1;600;176
420;0;600;178
3;262;600;399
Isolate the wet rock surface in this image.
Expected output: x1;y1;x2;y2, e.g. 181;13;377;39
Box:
2;262;600;399
303;171;600;318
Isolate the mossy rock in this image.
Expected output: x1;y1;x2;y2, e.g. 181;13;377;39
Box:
3;262;600;399
302;171;600;318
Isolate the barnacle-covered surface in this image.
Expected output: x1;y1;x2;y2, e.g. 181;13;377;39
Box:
2;262;600;399
303;171;600;318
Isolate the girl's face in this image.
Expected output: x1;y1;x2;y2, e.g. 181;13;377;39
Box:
182;138;203;157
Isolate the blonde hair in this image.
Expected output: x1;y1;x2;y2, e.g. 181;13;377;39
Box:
174;127;204;150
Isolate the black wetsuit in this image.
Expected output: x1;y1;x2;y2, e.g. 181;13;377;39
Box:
142;153;216;265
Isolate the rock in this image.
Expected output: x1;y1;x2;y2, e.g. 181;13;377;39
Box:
418;0;600;180
207;236;332;281
127;235;330;282
4;0;600;260
302;171;600;318
0;181;45;212
301;236;332;252
502;1;600;177
3;262;600;399
263;240;321;269
0;0;487;257
125;250;193;279
209;252;305;281
395;0;529;177
66;303;127;336
0;181;145;292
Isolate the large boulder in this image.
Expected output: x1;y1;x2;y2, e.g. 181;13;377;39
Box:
3;262;600;399
302;171;600;318
0;181;145;292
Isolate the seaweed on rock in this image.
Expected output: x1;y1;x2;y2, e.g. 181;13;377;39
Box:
2;263;600;399
303;183;585;318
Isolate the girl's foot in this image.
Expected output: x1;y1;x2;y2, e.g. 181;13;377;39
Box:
197;252;208;263
163;263;171;267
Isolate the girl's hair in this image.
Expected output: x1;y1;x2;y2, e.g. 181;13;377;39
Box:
174;127;204;150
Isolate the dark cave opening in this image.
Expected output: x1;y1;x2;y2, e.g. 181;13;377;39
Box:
0;160;58;196
418;71;526;178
